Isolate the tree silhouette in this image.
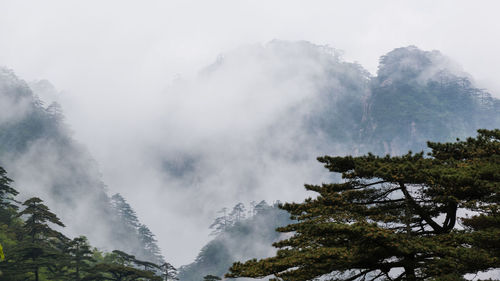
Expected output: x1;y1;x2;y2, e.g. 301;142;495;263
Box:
160;262;178;281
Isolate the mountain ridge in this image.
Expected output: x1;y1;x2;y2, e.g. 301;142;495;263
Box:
175;42;500;280
0;67;164;264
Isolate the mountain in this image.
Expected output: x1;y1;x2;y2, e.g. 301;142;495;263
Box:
159;43;500;198
0;67;163;264
2;42;499;276
178;201;292;281
361;46;500;155
176;43;500;280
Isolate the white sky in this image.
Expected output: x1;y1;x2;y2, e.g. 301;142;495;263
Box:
1;0;500;266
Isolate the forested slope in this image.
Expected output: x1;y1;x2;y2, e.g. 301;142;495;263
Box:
178;201;291;281
0;67;163;264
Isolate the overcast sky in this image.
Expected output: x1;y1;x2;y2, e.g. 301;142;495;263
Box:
2;0;500;266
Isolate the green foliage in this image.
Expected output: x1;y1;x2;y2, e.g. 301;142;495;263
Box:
85;262;162;281
0;67;165;264
67;236;95;281
202;274;221;281
227;129;500;280
19;197;66;241
0;166;168;280
0;166;18;210
10;197;68;280
83;249;163;281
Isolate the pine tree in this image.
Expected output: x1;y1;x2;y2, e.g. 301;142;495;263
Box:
111;193;140;229
248;201;257;217
0;166;19;228
138;224;164;264
67;236;95;281
17;197;68;281
0;166;23;279
229;203;246;222
85;250;162;281
253;200;270;215
111;193;165;266
87;263;162;281
0;166;18;211
160;262;178;281
209;207;230;236
227;129;500;281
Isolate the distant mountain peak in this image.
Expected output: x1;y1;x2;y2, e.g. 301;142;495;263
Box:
377;45;468;86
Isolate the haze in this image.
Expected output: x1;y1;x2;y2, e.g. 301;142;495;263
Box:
1;0;500;266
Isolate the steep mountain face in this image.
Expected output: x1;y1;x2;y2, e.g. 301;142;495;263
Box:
0;67;163;264
361;46;500;155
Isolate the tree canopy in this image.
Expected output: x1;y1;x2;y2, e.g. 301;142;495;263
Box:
227;129;500;281
0;167;172;280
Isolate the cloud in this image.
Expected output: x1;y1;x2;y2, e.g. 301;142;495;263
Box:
2;0;500;266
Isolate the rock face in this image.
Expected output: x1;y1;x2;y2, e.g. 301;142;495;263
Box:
0;67;161;263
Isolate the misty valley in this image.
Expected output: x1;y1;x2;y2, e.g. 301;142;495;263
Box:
1;42;500;281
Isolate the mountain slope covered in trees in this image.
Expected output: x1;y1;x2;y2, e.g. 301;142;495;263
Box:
0;166;170;280
178;201;291;281
0;67;163;264
361;46;500;155
191;42;499;156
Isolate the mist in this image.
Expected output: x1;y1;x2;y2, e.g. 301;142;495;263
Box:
2;0;500;267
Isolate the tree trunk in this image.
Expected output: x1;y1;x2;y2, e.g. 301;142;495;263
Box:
404;254;417;281
405;268;416;281
76;262;80;281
